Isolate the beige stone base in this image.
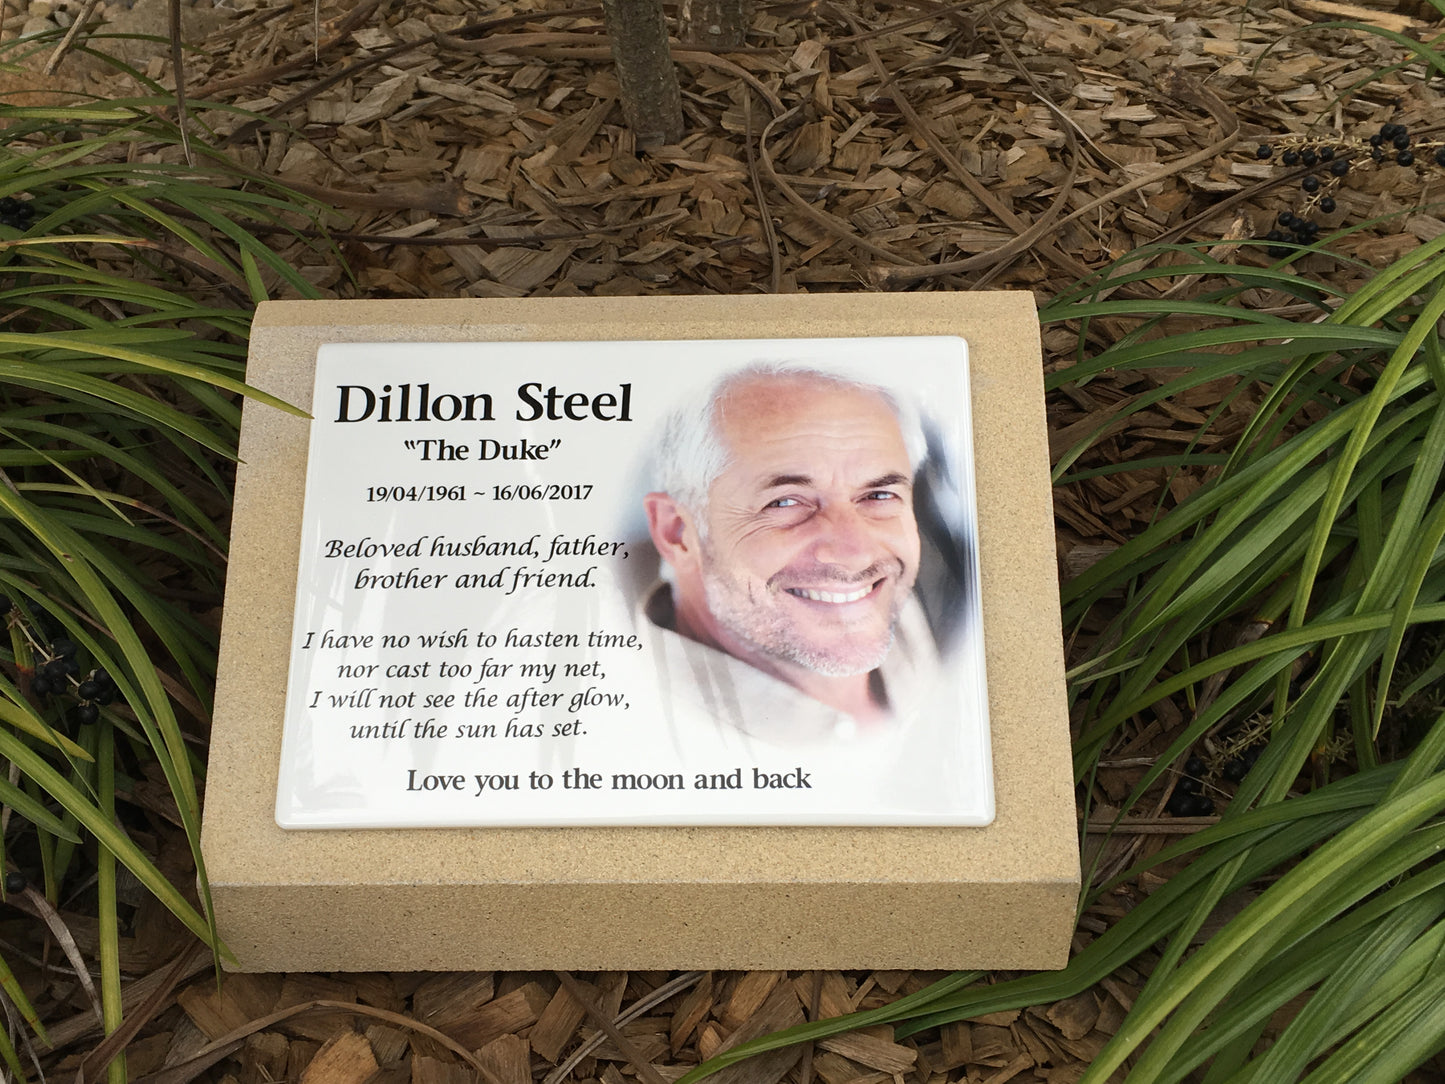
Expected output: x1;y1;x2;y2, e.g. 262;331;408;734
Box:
203;293;1077;971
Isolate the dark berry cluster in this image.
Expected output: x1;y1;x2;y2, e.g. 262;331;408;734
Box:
1166;747;1263;817
3;595;121;728
0;196;34;230
1365;122;1442;168
1264;211;1323;258
1166;755;1216;817
1250;120;1445;258
27;636;80;697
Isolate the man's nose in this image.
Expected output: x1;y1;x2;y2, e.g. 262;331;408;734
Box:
810;503;876;570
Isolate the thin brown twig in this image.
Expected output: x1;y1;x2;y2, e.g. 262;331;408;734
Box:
1049;81;1241;241
74;943;206;1084
1089;761;1201;886
218;8;606;144
1082;817;1220;835
541;971;704;1084
192;0;384;97
759;108;920;266
275;177;468;217
554;971;671;1084
834;4;1090;286
674;47;786;115
743;92;782;293
1029;66;1245;304
797;971;824;1084
953;12;1087;289
9;886;103;1027
132;1039;243;1084
201;208;690;248
42;0;100;76
817;0;982;46
132;999;506;1084
168;0;192;167
205;0;298;44
443;28;783;55
0;993;45;1079
876;76;1238;286
857;4;1238;292
45;944;211;1049
849;53;1080;281
218;37;431;145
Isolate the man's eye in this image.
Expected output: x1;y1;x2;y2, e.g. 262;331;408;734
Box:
766;496;802;508
864;490;901;501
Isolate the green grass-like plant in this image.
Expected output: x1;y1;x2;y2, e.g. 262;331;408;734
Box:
0;89;331;1080
683;233;1445;1080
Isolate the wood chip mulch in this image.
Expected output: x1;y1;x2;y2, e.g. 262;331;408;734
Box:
4;0;1445;1080
29;948;1135;1084
12;0;1440;307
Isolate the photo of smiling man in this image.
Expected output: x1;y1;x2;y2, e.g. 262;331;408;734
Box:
641;362;949;745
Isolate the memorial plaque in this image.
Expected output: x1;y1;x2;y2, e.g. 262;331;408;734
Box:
279;337;991;828
203;294;1077;972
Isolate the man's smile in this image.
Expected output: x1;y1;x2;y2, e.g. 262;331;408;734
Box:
785;582;879;605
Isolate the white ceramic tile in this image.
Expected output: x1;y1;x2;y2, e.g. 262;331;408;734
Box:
276;337;992;827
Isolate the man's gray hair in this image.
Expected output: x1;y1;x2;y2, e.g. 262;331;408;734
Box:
655;361;928;515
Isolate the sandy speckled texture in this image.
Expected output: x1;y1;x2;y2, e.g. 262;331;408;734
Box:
202;294;1076;970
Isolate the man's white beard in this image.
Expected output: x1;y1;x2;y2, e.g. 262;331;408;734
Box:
699;549;902;676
